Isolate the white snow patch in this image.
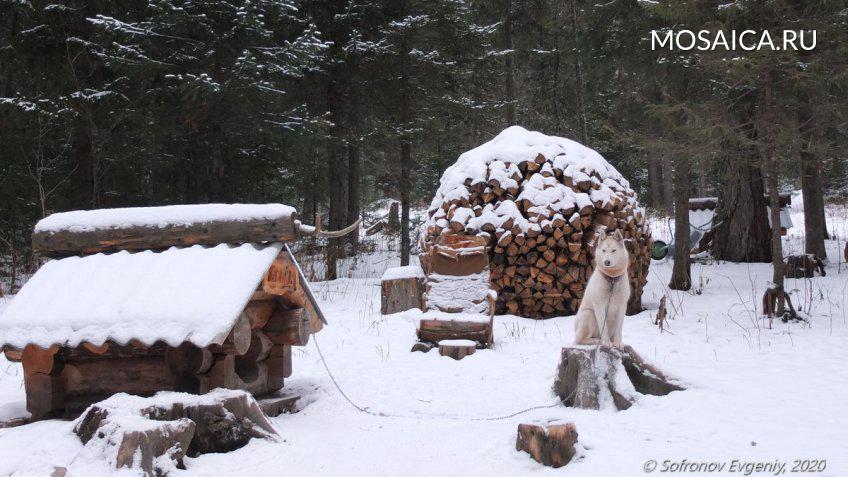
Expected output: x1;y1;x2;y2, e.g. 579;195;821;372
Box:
437;339;477;347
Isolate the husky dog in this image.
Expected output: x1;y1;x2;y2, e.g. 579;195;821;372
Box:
573;229;631;346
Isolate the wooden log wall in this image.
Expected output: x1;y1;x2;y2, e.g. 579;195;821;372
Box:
20;296;305;420
424;154;652;318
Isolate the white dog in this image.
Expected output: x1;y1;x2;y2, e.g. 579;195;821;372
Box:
573;228;631;346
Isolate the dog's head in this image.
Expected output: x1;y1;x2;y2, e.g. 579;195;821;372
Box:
595;229;629;277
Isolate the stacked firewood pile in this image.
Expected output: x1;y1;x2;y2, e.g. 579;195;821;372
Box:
422;127;652;318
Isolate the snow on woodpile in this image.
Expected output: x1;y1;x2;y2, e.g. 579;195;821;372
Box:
426;271;492;314
0;243;281;349
423;126;652;318
34;203;295;233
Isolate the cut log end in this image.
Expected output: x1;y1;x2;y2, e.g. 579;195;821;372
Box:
381;274;425;315
516;423;578;468
438;340;477;360
411;342;436;353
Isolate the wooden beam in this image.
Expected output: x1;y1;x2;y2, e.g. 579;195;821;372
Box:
262;246;326;333
32;215;298;257
265;308;311;346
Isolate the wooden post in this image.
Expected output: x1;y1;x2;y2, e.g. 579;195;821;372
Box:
22;345;64;419
265;345;291;393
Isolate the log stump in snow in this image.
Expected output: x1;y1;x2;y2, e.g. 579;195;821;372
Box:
73;389;277;476
438;339;477;360
380;266;425;314
516;422;578;468
553;345;683;411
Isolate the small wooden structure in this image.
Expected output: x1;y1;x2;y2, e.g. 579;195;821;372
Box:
410;235;496;355
0;204;356;420
689;194;793;236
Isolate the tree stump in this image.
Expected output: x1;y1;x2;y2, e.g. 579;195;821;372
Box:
381;266;425;315
257;393;300;417
784;255;825;278
410;342;435;353
73;389;277;476
438;339;477;360
553;345;684;411
516;422;578;468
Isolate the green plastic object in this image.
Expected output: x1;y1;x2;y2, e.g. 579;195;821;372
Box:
651;240;669;260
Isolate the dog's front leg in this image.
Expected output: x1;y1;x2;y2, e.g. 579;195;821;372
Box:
593;303;612;346
611;317;623;347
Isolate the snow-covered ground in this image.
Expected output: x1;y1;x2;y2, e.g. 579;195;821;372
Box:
1;205;847;476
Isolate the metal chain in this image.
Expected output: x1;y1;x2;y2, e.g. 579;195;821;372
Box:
312;332;565;421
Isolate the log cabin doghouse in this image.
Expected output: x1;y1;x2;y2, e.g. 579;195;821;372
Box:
0;203;358;420
422;126;652;318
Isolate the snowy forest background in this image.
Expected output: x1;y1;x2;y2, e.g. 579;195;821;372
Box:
1;0;847;288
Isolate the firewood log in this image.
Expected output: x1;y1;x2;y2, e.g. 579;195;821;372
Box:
33;214;298;258
438;340;477;360
516;422;578;468
265;308;311;346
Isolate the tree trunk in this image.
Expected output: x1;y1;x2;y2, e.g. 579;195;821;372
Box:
325;75;347;280
798;103;828;260
711;151;771;263
503;0;516;125
647;155;664;209
669;159;691;290
346;46;362;252
399;8;413;266
762;72;786;316
347;143;361;250
88;119;105;208
697;157;708;197
569;0;588;144
660;156;675;213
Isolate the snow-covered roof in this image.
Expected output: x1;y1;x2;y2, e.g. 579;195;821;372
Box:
0;243;282;349
34;203;296;233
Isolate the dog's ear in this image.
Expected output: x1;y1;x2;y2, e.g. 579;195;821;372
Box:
613;229;625;244
597;228;607;243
